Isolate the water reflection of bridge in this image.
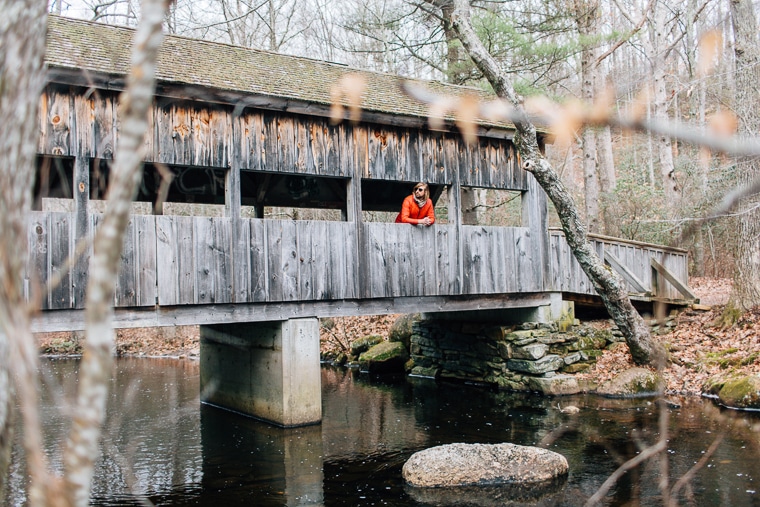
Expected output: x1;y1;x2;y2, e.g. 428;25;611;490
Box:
31;16;695;426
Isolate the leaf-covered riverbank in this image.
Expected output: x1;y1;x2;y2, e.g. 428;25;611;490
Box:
38;278;759;398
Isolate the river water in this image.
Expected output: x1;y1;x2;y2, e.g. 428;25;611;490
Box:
8;357;760;506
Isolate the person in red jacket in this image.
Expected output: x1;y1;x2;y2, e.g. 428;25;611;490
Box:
395;182;435;226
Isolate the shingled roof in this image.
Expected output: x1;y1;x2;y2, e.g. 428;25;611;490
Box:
45;15;517;133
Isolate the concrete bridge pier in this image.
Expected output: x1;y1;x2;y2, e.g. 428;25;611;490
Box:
199;318;322;427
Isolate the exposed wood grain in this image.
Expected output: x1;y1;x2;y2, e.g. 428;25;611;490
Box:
50;213;72;308
38;87;73;156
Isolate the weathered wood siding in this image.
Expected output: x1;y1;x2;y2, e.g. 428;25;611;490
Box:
26;212;157;309
116;216;360;307
362;129;526;189
27;214;693;312
363;223;449;297
27;212;76;309
149;99;231;167
549;231;690;300
461;225;541;294
38;86;530;192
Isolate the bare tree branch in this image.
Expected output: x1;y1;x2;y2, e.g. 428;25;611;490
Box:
584;438;668;506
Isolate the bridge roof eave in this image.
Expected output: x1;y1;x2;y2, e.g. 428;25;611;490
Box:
46;66;518;141
45;15;538;141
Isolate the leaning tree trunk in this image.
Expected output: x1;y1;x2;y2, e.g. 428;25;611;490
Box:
728;0;760;310
435;0;664;365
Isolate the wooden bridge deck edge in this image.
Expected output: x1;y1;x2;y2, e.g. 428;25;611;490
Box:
31;293;553;333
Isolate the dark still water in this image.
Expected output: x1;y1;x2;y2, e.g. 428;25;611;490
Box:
9;358;760;506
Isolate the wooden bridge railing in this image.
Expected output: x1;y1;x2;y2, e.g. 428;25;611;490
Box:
27;211;553;310
549;229;693;303
28;212;692;313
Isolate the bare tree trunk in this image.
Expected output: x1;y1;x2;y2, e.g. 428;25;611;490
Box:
728;0;760;309
61;2;168;505
0;0;166;504
0;3;51;505
597;125;617;233
647;104;655;187
650;0;678;202
576;0;601;233
433;0;664;365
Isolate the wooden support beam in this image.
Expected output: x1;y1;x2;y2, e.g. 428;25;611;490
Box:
650;258;698;300
604;251;649;294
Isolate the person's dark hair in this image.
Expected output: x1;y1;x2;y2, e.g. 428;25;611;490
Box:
413;182;430;201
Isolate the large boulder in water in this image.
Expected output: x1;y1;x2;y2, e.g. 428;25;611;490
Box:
402;443;568;488
350;334;383;357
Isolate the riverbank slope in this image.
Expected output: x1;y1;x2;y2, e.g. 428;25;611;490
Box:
38;278;759;397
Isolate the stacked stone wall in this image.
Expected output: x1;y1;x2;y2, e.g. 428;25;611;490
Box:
409;318;630;392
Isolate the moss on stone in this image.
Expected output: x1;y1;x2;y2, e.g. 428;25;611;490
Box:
597;367;661;397
360;341;407;362
718;375;760;409
350;335;384;357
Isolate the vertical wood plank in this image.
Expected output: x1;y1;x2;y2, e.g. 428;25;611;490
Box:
434;225;451;295
135;215;157;306
194;217;233;304
250;219;269;302
364;223;385;298
232;219;251;303
310;221;328;299
240;112;264;171
27;212;51;310
326;222;348;299
297;221;314;300
48;213;72;309
156;215;195;305
262;112;282;172
38;88;73;156
114;215;138;307
277;116;296;174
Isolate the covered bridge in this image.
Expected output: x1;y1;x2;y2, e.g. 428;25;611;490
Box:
30;16;694;425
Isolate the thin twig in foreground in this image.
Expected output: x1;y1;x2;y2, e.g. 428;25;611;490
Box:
584;439;667;506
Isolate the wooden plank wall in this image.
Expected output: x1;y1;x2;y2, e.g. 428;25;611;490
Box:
27;212;77;309
28;213;547;309
38;86;529;191
548;231;690;300
27;215;692;311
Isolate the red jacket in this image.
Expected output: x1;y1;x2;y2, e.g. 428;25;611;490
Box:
395;195;435;225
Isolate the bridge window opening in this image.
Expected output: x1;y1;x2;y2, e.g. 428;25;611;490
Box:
459;187;522;227
240;171;348;221
91;160;227;216
360;180;448;224
33;156;74;211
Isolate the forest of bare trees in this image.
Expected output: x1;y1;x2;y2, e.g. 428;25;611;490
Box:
1;0;759;504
